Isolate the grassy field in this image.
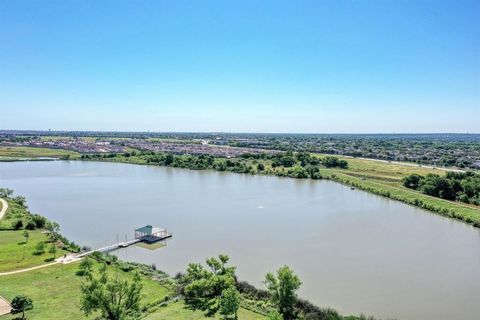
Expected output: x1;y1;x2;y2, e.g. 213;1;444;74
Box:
0;199;70;272
0;200;31;230
0;146;79;159
0;259;266;320
0;262;170;320
312;155;480;224
0;196;265;319
0;230;68;272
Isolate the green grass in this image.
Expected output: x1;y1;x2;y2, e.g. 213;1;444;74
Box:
255;154;480;225
0;230;68;272
0;146;79;159
0;199;69;272
0;261;171;320
322;168;480;223
0;200;29;230
0;261;265;320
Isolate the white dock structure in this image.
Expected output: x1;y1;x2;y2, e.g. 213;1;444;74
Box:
76;225;172;258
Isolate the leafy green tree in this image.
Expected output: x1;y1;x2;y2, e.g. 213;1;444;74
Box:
296;152;311;167
402;174;423;189
80;265;143;320
34;241;45;255
280;151;296;167
25;221;36;230
219;286;240;319
49;243;57;259
14;196;27;206
305;165;321;179
46;221;60;240
32;214;47;228
77;257;94;276
0;188;13;198
257;163;265;171
322;156;348;169
182;254;237;317
267;310;283;320
165;153;174;165
264;266;302;320
11;295;33;320
12;219;23;230
23;230;29;243
215;159;228;171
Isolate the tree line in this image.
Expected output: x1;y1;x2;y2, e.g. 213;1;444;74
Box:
75;253;375;320
82;151;348;181
403;171;480;205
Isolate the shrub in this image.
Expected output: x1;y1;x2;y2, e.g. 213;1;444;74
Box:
12;219;23;230
34;241;45;255
32;214;47;228
25;220;36;230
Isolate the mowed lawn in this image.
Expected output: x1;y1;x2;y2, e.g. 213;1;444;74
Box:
0;230;68;272
0;146;79;159
0;262;266;320
318;154;448;182
0;262;170;320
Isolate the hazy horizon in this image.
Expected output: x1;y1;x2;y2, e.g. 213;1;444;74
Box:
2;129;480;135
1;1;479;133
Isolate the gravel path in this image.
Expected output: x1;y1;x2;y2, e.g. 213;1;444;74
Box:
0;198;8;220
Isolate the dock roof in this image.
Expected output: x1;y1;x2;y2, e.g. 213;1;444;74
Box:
135;225;165;235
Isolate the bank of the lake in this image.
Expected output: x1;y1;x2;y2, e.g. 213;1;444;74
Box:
1;160;480;320
0;195;372;320
85;151;480;227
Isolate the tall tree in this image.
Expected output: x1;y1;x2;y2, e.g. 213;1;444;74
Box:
219;286;240;319
11;295;33;320
23;230;29;243
80;265;143;320
76;256;94;276
48;243;57;259
264;266;302;320
182;254;237;317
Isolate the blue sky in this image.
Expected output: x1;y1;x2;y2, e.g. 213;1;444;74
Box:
1;0;479;133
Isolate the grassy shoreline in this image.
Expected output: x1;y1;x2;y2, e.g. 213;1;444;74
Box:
0;195;268;320
0;194;376;320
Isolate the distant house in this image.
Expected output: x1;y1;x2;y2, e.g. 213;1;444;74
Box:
134;225;171;243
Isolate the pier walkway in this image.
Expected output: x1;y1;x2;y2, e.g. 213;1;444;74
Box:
77;238;142;258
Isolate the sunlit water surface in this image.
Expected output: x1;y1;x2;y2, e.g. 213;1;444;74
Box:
1;161;479;320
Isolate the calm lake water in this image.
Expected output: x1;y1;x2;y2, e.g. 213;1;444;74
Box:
1;161;479;319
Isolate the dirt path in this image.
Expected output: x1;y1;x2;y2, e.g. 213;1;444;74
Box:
0;253;83;277
0;198;8;220
0;261;59;276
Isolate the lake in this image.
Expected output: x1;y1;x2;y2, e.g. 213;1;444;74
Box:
1;160;479;320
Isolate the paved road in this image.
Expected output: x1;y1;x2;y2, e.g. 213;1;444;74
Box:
0;198;8;220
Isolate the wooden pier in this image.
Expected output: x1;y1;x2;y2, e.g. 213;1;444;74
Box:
77;225;172;258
